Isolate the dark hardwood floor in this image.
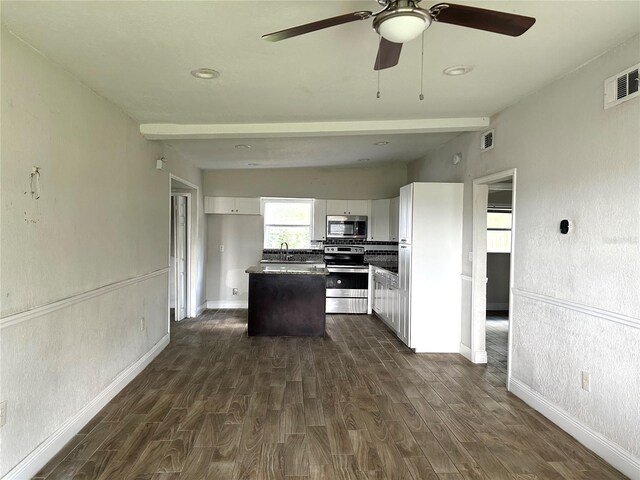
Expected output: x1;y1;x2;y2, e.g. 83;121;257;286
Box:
34;310;626;479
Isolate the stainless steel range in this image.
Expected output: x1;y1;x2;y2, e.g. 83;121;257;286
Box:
324;246;368;314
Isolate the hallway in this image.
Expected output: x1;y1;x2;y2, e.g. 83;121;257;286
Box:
34;311;625;479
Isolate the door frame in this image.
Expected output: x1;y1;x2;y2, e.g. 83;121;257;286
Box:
171;193;190;321
169;174;199;320
471;168;517;390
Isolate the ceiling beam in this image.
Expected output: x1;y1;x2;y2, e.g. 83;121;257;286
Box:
139;118;490;140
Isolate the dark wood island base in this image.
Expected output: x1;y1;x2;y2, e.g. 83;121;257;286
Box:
246;267;328;336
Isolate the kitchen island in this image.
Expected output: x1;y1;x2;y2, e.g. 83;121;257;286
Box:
245;264;329;336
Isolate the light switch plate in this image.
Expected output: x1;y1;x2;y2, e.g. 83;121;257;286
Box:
581;371;591;392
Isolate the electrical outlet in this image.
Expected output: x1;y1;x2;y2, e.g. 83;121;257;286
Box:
140;317;145;331
232;288;238;296
0;401;7;428
219;245;225;253
581;371;591;392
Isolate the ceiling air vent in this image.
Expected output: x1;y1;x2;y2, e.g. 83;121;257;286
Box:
604;63;639;109
481;129;494;152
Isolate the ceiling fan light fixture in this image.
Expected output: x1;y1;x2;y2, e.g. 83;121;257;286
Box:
373;8;431;43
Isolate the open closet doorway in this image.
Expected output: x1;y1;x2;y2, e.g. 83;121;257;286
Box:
171;194;188;321
169;174;198;322
471;169;517;389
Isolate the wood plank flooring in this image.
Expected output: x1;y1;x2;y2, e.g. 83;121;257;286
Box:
34;310;626;479
485;313;509;385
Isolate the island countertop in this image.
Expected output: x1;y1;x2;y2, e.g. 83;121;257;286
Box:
245;265;329;275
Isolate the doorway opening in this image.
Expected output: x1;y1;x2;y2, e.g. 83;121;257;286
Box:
169;174;199;323
170;194;189;321
471;169;517;389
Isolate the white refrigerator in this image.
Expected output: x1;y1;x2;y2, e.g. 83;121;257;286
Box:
397;182;464;352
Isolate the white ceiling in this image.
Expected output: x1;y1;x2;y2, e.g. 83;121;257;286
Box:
2;1;639;169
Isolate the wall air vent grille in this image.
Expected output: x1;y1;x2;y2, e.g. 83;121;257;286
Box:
481;129;494;152
604;63;639;109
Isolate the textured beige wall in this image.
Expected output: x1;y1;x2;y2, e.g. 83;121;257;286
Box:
408;35;640;459
203;163;408;199
0;29;168;476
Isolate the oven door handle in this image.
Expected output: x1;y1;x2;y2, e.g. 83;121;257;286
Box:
327;267;369;273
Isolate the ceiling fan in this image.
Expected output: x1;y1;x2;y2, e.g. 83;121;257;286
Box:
262;1;536;71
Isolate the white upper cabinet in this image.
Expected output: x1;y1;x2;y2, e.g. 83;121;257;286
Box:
205;196;261;215
398;184;413;243
312;199;327;241
389;196;399;242
369;199;391;241
326;199;369;216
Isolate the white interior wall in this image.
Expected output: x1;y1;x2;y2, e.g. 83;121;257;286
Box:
408;34;640;470
0;28;204;478
203;164;408;199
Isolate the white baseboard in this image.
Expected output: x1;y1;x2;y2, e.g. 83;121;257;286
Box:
459;343;472;361
472;350;487;363
206;300;248;309
196;302;207;316
487;302;509;311
509;378;640;479
3;334;170;480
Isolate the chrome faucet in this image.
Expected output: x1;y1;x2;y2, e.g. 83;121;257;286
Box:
280;242;289;261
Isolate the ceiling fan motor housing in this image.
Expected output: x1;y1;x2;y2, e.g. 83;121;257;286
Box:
373;1;433;43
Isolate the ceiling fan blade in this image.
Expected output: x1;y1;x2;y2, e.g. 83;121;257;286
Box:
262;11;372;42
430;3;535;37
374;37;403;71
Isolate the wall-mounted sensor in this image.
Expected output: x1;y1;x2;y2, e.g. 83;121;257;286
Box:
560;219;573;234
156;157;167;171
452;153;462;165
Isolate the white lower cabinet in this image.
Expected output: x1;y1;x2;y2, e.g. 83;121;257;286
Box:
371;267;400;335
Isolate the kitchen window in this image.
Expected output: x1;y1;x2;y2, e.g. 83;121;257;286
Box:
263;199;313;249
487;210;512;253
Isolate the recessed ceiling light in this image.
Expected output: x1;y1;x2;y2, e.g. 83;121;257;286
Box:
357;158;370;162
374;141;389;146
443;65;474;76
247;163;260;166
190;68;220;79
235;144;252;149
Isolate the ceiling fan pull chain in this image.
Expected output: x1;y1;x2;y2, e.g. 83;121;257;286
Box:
419;31;425;101
377;35;382;99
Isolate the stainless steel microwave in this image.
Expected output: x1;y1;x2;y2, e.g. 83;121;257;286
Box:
326;215;367;239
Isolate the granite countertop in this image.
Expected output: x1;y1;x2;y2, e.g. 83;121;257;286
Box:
246;265;329;275
367;261;399;275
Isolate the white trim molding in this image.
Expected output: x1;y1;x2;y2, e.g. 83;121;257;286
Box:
459;343;472;361
196;302;207;317
472;350;487;364
510;378;640;479
461;274;472;282
2;334;170;480
206;300;248;309
512;288;640;330
0;268;169;329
